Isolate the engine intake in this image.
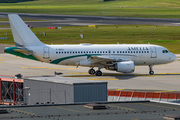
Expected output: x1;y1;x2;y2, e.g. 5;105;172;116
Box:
106;61;135;73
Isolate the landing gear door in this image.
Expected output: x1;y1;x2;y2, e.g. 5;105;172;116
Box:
150;47;157;58
43;47;50;59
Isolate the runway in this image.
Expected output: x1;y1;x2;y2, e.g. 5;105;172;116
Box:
0;12;180;27
0;53;180;92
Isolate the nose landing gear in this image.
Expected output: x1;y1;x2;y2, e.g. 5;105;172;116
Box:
149;65;154;75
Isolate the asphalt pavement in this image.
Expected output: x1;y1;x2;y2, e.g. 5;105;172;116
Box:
0;12;180;27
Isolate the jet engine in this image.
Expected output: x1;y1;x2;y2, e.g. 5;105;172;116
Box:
106;61;135;73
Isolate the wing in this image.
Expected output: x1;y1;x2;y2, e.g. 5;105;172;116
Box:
89;55;137;65
89;56;122;65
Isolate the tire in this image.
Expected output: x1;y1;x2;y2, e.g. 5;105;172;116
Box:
88;69;95;75
95;70;102;76
149;71;154;75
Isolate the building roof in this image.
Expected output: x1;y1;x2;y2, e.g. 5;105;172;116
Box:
1;101;180;120
25;76;107;85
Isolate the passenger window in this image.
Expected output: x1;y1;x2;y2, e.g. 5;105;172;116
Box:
139;51;141;53
113;51;115;53
106;51;108;53
128;51;130;53
123;51;124;53
144;51;146;53
117;51;119;53
125;51;127;53
147;51;149;53
136;51;138;53
89;51;91;53
120;51;121;53
142;51;143;53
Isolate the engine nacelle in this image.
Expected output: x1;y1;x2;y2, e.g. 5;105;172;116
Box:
106;61;135;73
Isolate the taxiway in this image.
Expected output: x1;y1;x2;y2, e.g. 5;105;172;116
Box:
0;53;180;92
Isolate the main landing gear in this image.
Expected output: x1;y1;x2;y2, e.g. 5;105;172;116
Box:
149;65;154;75
88;67;103;76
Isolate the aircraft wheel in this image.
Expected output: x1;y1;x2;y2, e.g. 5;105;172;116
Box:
149;71;154;75
95;70;102;76
88;69;95;75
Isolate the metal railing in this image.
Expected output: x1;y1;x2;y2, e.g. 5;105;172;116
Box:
108;90;180;102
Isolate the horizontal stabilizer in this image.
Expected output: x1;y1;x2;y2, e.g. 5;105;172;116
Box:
13;49;33;55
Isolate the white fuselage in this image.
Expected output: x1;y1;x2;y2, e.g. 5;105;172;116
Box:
30;44;177;67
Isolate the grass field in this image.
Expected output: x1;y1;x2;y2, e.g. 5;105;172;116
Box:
0;25;180;53
0;0;180;18
0;0;180;53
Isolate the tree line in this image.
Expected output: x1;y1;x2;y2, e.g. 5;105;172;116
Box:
0;0;34;3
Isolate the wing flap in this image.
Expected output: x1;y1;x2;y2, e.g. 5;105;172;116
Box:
89;56;122;64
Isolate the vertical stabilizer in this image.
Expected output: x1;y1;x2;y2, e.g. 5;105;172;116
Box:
8;14;44;47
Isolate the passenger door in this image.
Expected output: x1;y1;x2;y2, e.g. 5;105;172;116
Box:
43;47;50;59
150;47;157;58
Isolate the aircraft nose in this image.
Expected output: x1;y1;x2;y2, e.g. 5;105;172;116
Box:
170;54;177;62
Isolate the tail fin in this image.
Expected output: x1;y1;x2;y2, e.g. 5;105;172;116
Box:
8;14;44;47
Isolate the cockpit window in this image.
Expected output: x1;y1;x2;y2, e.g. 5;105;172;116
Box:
162;50;169;53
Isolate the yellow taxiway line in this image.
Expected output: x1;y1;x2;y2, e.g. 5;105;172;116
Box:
12;108;35;115
21;67;77;69
154;90;175;93
57;107;81;113
88;78;119;80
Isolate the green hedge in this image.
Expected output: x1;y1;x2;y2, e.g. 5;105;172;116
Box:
0;0;34;3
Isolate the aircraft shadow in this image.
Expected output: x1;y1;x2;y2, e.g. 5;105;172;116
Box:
63;73;180;80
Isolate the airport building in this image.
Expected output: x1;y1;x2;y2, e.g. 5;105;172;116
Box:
23;76;107;105
0;75;107;105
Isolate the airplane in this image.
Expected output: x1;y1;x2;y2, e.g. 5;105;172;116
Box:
4;14;177;76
